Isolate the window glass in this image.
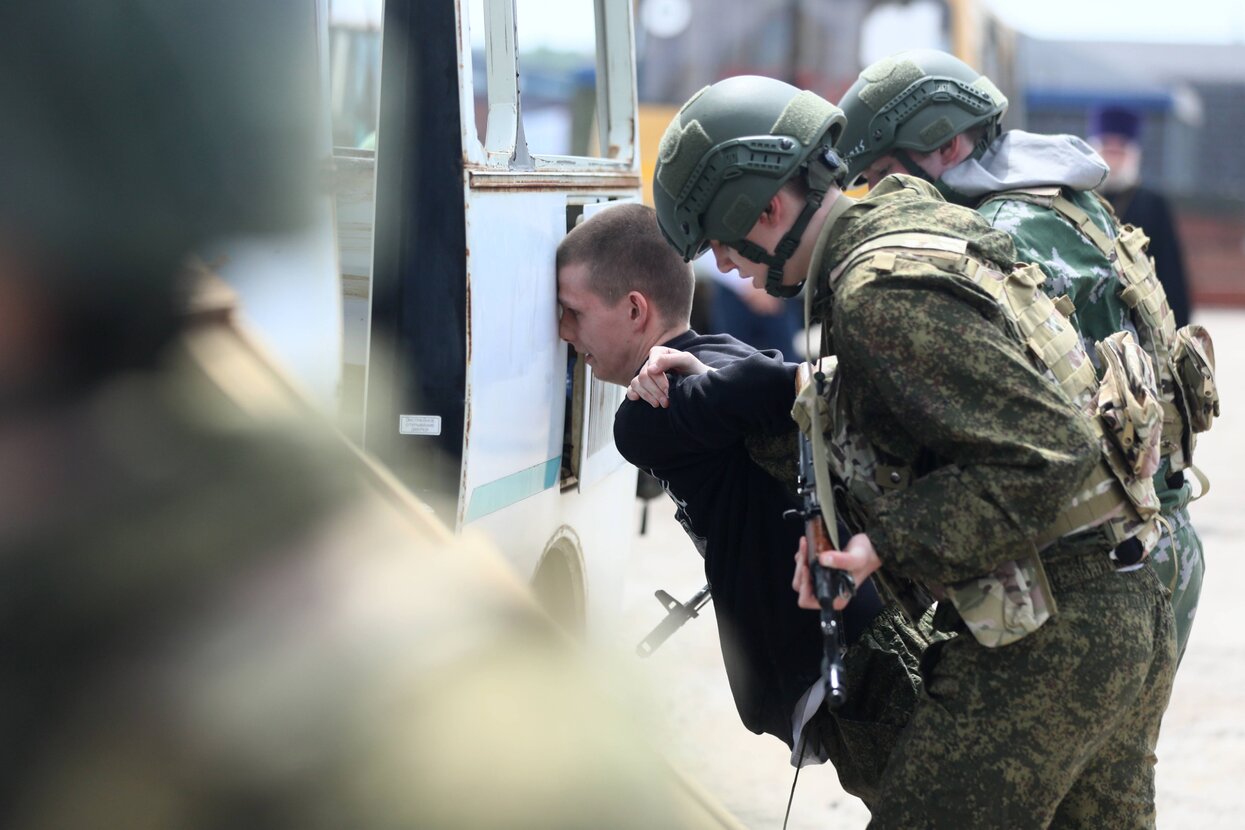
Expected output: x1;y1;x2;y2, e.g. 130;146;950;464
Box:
329;0;383;150
515;0;599;157
469;0;604;159
467;0;489;148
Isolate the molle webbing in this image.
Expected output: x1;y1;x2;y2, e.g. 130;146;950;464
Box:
996;186;1189;466
655;116;712;200
771;90;841;148
834;231;1156;552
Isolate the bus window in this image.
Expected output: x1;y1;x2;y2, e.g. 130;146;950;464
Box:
515;0;599;157
328;0;383;150
561;348;586;491
558;199;630;494
560;203;587;490
465;0;636;167
560;336;625;493
466;0;490;151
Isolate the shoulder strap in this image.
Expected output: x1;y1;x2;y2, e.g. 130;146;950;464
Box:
991;186;1117;257
795;360;840;552
1049;191;1117;259
985;185;1060;208
828;232;969;285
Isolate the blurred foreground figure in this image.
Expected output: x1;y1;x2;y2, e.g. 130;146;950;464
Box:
0;3;734;828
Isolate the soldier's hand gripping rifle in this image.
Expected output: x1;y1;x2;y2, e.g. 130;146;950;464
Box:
789;362;855;710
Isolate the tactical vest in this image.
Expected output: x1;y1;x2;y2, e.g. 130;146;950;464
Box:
992;187;1220;473
798;232;1165;648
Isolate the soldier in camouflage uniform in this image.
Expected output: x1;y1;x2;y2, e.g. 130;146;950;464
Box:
652;76;1176;827
0;4;736;828
836;49;1206;660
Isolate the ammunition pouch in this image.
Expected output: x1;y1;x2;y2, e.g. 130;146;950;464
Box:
937;556;1057;648
1172;324;1219;436
1095;330;1164;499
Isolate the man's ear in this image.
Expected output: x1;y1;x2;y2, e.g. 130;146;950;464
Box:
940;133;970;165
627;290;650;327
760;193;785;226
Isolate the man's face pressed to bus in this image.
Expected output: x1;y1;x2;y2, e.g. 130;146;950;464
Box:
556;260;638;386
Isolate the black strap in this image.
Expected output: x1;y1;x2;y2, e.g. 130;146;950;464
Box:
892;148;935;183
729;147;844;299
782;728;810;830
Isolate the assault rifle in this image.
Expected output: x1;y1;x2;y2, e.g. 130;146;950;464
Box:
635;584;712;657
788;363;854;709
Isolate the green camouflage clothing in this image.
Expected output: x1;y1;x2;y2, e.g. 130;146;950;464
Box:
978;188;1204;660
809;175;1177;828
807;605;946;809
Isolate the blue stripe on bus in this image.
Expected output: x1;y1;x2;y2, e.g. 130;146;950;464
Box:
464;456;562;523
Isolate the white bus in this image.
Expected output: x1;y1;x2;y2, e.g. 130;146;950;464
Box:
218;0;643;634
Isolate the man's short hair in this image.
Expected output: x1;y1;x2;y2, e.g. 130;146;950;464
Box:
556;202;693;327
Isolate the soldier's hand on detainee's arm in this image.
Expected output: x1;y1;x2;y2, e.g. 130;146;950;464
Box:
793;534;881;611
626;346;712;408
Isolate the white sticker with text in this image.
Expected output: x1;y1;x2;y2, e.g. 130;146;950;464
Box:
399;414;442;436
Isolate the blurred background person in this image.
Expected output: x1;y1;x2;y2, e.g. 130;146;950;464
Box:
0;2;739;828
1090;104;1194;327
695;252;806;359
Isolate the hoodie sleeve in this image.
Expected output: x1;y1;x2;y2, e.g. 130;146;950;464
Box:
613;353;797;469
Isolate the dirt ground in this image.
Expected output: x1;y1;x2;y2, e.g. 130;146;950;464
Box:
616;308;1245;828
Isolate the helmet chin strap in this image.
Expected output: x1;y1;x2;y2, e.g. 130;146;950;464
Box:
730;238;806;299
729;147;845;299
892;148;936;184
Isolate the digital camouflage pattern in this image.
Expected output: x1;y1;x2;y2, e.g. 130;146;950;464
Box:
800;356;1061;649
806;174;1177;826
978;188;1205;659
807;605;940;810
869;562;1175;829
810;175;1096;587
812;228;1165;573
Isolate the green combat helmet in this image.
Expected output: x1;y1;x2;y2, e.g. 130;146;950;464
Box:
652;76;847;297
836;49;1007;188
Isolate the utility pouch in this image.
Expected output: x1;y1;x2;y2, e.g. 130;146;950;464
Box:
1172;324;1219;435
1093;331;1163;522
1095;331;1164;479
939;554;1056;648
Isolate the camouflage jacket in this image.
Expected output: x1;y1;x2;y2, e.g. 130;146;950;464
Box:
939;131;1135;361
808;175;1100;588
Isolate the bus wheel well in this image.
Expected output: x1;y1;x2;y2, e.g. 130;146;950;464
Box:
531;527;586;634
